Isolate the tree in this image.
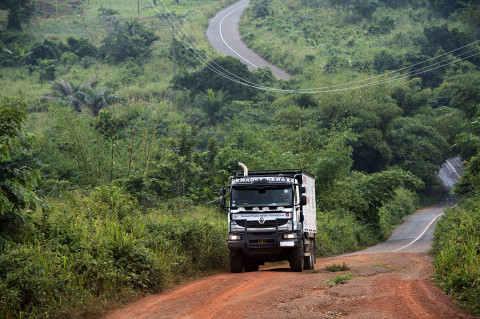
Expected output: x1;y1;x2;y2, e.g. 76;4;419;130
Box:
353;0;380;19
41;78;96;112
2;44;32;68
78;85;122;116
429;0;465;17
173;56;256;100
41;77;121;116
100;20;159;63
389;117;450;186
458;1;480;40
354;168;423;225
421;25;468;57
0;0;35;30
190;89;230;127
0;97;42;216
439;72;480;118
250;0;272;19
455;119;480;196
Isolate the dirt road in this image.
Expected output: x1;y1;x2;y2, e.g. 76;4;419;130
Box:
102;202;476;319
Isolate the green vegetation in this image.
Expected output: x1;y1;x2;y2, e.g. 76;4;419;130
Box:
0;0;479;317
432;119;480;316
325;272;355;286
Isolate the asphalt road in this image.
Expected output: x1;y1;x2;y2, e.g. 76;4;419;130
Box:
206;0;291;80
346;202;449;255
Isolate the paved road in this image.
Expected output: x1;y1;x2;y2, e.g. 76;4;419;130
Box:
206;0;291;80
346;202;450;255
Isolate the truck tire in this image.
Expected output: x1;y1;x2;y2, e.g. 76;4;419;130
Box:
304;239;315;270
230;250;244;273
290;239;304;272
245;260;259;272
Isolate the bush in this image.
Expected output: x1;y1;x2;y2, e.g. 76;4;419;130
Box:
60;52;79;65
66;37;98;59
29;39;68;66
0;186;228;319
432;200;480;316
37;59;57;82
379;187;418;238
99;20;159;63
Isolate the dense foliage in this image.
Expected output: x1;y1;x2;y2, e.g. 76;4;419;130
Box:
0;0;479;317
432;120;480;315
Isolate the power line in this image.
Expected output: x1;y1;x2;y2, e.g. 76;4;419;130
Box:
152;0;480;94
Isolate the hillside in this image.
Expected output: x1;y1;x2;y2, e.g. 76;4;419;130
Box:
0;0;479;317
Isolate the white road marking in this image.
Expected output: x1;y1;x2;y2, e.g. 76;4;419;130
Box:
445;159;461;179
393;212;444;252
219;1;258;68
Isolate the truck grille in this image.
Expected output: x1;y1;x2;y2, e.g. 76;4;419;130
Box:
235;219;289;228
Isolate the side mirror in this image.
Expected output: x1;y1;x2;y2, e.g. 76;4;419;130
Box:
220;188;226;196
219;196;225;209
301;186;306;194
300;195;307;206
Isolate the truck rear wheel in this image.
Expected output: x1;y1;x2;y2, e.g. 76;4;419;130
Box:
290;239;304;272
304;238;315;270
230;250;244;273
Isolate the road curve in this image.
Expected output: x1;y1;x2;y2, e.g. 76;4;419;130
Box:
206;0;291;80
347;157;463;255
346;202;449;255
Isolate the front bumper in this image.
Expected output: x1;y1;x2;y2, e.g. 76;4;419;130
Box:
227;232;300;253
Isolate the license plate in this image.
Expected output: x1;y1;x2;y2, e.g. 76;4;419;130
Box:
258;240;266;244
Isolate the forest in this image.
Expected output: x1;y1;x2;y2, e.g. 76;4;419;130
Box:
0;0;479;317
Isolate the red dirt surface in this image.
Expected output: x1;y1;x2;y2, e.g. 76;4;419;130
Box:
102;252;476;319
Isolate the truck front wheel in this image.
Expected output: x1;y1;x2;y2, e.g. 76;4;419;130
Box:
290;239;304;272
245;260;259;272
230;250;244;273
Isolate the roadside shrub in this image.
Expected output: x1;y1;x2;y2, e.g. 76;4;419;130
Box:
432;200;480;316
316;210;361;256
0;186;229;319
379;187;418;238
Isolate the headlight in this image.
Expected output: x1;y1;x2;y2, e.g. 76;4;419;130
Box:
283;233;297;239
228;234;242;241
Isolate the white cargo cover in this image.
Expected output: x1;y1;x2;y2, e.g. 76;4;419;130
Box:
302;174;316;234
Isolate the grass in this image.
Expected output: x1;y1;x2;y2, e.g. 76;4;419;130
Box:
325;272;356;286
237;0;450;91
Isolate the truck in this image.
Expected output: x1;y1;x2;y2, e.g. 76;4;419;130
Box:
219;162;316;273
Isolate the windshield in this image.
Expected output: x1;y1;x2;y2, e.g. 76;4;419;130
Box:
231;187;293;207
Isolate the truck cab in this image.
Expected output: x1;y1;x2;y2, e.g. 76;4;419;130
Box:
220;164;316;272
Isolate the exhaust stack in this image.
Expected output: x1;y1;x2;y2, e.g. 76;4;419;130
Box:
238;162;248;176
